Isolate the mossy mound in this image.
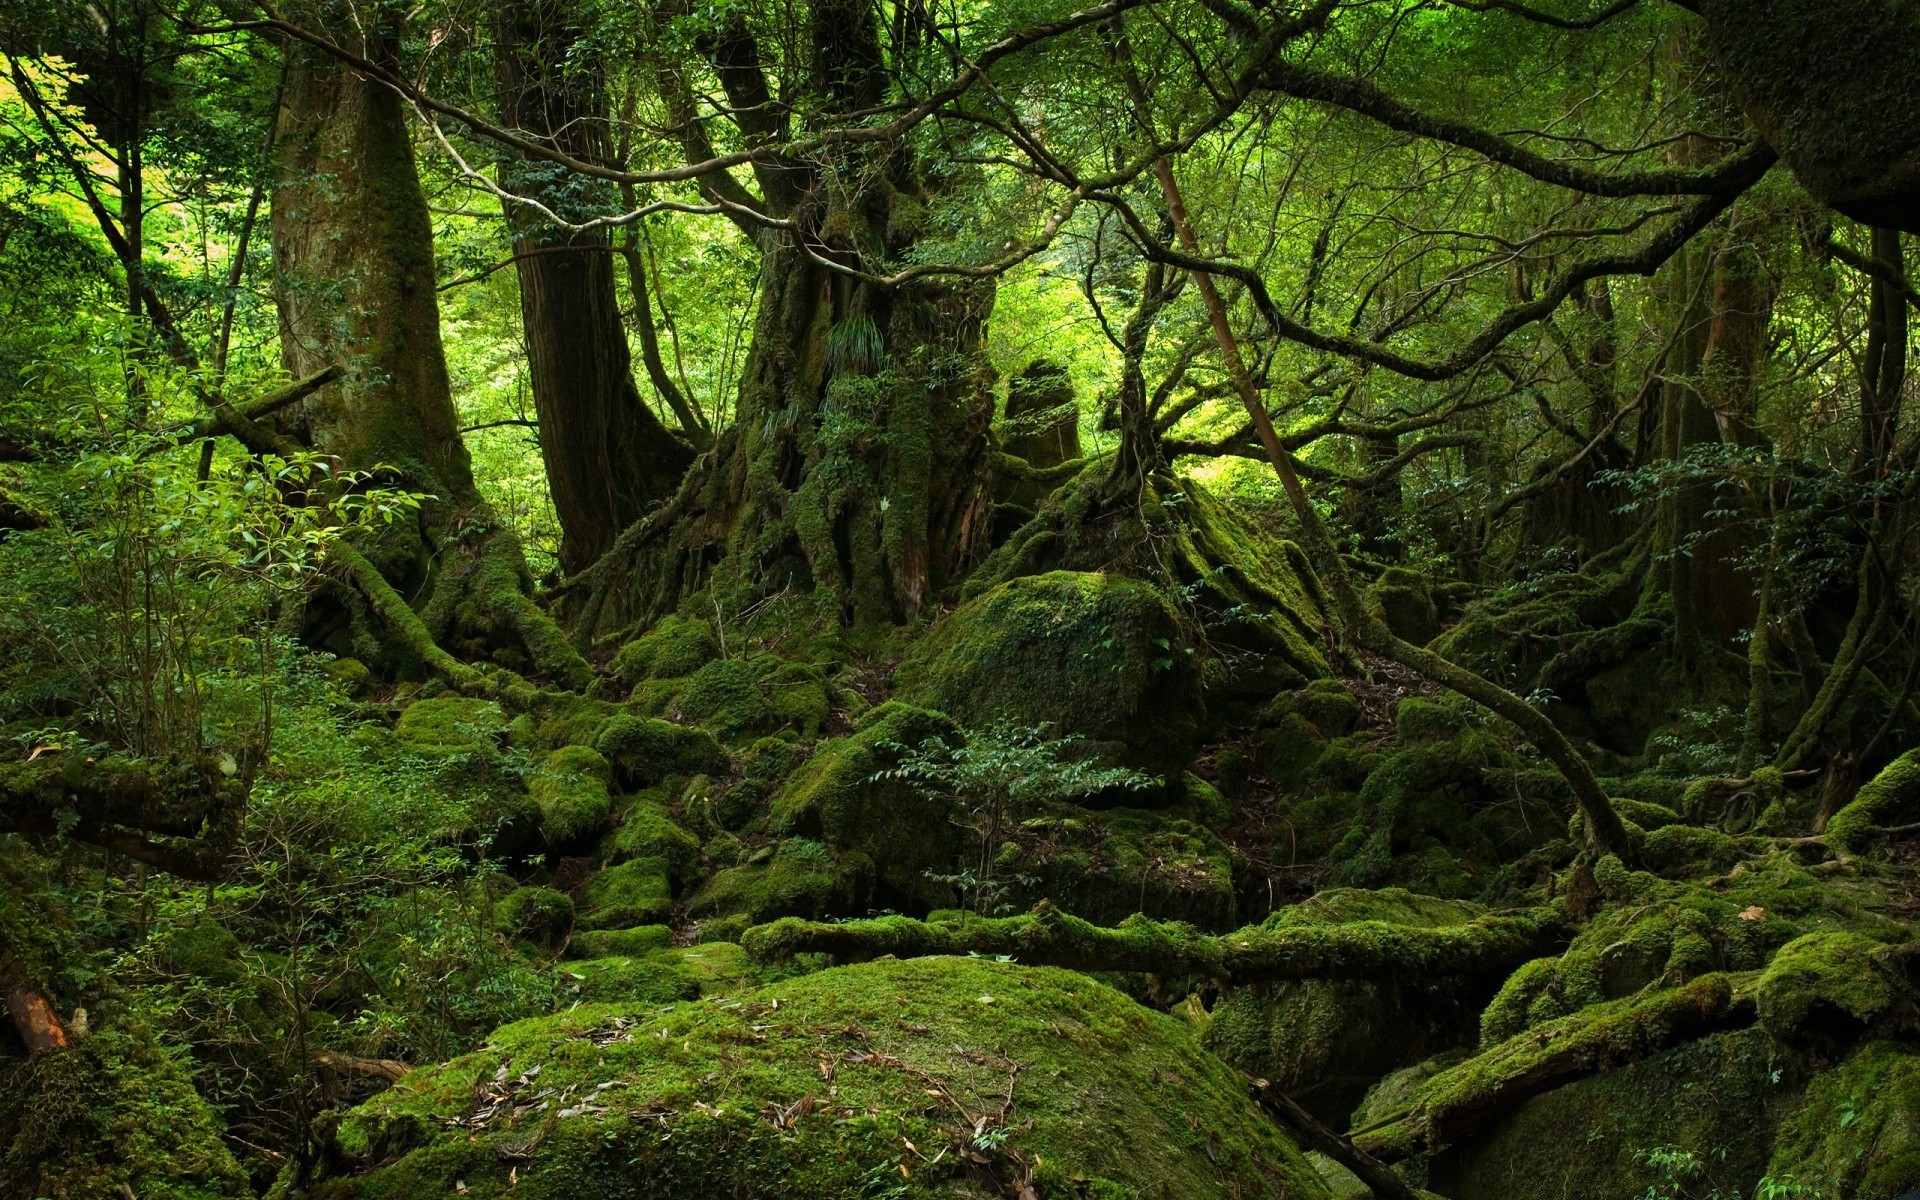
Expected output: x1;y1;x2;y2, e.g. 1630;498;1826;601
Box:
1768;1039;1920;1195
607;613;720;692
995;804;1239;929
393;697;508;754
893;570;1203;779
567;924;673;959
685;837;844;928
1203;889;1489;1125
1369;567;1440;647
605;795;701;880
594;715;727;790
528;745;613;851
0;1020;251;1200
492;886;574;950
769;701;961;912
557;942;754;1006
627;652;838;744
578;858;674;930
311;957;1330;1200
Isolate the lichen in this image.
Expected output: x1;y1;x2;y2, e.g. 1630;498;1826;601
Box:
310;957;1331;1200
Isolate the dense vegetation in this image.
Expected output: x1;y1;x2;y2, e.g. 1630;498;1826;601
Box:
2;0;1918;1197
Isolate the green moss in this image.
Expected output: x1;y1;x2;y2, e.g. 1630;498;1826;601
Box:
529;746;614;851
1204;889;1488;1125
770;702;961;911
676;658;775;739
594;716;727;789
892;571;1203;778
687;838;842;925
1754;931;1902;1045
312;957;1330;1200
608;797;701;880
1767;1040;1920;1196
579;858;674;931
559;955;703;1005
763;661;832;739
492;887;575;950
568;925;674;959
1827;748;1920;855
1370;569;1440;646
999;805;1239;928
0;1020;251;1200
394;697;507;753
1639;823;1745;876
1393;697;1469;746
1257;713;1327;790
608;614;720;688
321;655;374;696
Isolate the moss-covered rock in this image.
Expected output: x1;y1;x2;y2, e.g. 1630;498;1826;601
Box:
528;745;614;851
1393;697;1469;746
770;702;961;911
686;838;842;926
1755;931;1906;1048
997;805;1239;929
893;570;1203;779
393;697;507;754
1827;748;1920;856
1370;567;1440;647
607;613;720;689
568;924;674;959
0;1019;251;1200
1768;1039;1920;1196
594;716;727;790
1203;889;1489;1126
675;658;776;739
606;795;701;881
578;858;674;931
312;957;1330;1200
492;887;575;950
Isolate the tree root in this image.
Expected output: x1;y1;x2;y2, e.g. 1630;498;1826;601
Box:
1351;973;1755;1162
1250;1080;1423;1200
740;901;1566;988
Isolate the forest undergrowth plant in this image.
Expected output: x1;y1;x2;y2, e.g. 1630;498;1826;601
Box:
872;722;1158;915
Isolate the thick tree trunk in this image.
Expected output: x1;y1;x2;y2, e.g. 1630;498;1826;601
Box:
493;1;694;575
271;4;590;687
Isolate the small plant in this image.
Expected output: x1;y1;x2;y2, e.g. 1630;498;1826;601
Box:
874;722;1157;915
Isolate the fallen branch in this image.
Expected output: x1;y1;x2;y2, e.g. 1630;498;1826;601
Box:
741;902;1565;987
1352;974;1754;1162
1249;1079;1423;1200
6;986;68;1055
313;1047;410;1083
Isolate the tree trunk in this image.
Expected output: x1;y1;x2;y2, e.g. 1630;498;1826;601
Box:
271;3;590;687
493;0;694;576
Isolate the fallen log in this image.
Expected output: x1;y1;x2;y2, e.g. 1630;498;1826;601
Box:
6;986;68;1054
741;901;1566;988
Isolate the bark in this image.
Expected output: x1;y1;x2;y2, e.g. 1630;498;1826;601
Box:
1249;1082;1422;1200
493;1;694;574
5;987;67;1055
741;904;1566;988
271;3;590;688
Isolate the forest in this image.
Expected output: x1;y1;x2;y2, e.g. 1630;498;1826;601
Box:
1;0;1918;1196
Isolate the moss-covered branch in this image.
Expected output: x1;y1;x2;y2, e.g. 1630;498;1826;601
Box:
1;754;240;880
741;902;1565;987
1353;974;1755;1162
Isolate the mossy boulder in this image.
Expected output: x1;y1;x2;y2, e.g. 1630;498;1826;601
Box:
492;887;575;950
1755;931;1907;1048
1768;1039;1920;1195
1827;747;1920;856
568;924;674;959
1393;697;1470;746
528;746;614;851
686;838;842;926
998;805;1239;929
1203;889;1488;1125
594;716;727;790
770;702;961;911
675;658;776;738
0;1019;251;1200
606;796;701;881
1369;567;1440;647
578;858;674;931
893;570;1203;779
608;613;720;689
312;957;1330;1200
393;697;508;754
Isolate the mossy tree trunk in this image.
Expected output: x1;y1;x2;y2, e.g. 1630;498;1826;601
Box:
271;3;589;687
492;0;695;576
561;2;997;639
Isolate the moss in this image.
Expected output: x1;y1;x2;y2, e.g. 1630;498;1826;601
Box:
1370;568;1440;646
1639;823;1745;876
321;655;374;696
998;805;1240;929
311;957;1330;1200
493;887;575;950
0;1020;251;1200
1768;1040;1920;1196
770;702;961;911
1754;931;1903;1046
687;838;842;925
528;745;614;851
579;858;674;931
594;715;728;789
1262;678;1363;739
1424;1027;1797;1200
1826;748;1920;855
559;955;704;1005
762;661;832;739
676;658;775;739
1257;713;1327;790
607;797;701;881
568;924;674;959
1203;889;1489;1125
1393;697;1469;746
393;697;507;753
892;571;1204;779
608;614;720;689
